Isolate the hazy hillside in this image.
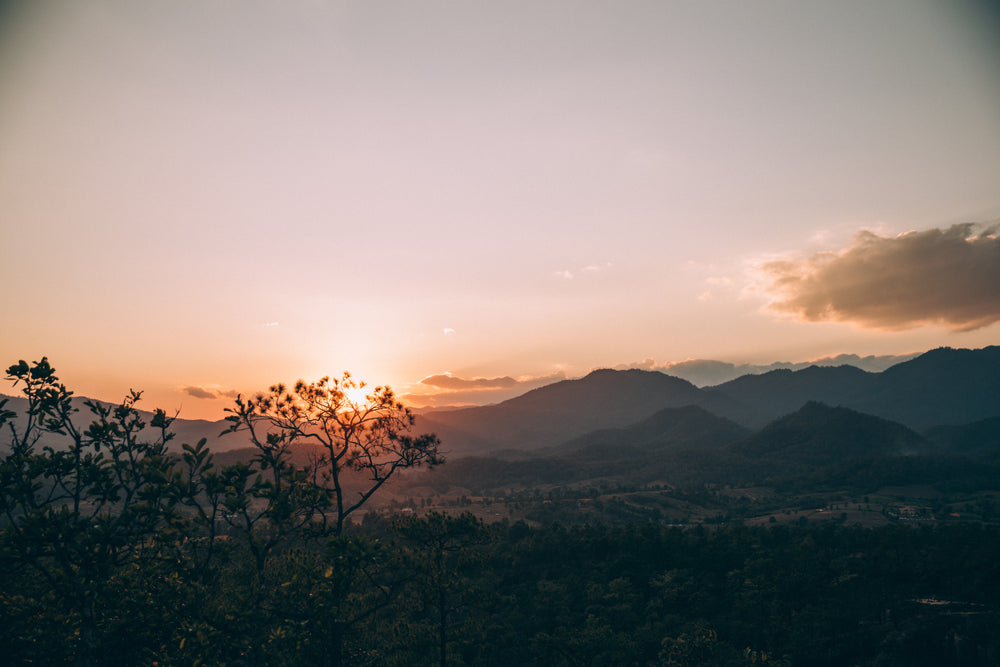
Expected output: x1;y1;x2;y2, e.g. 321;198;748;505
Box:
0;393;243;453
663;352;916;386
415;368;706;454
708;346;1000;430
706;365;873;428
731;401;929;466
924;416;1000;459
404;398;1000;495
548;404;749;458
861;346;1000;428
416;346;1000;455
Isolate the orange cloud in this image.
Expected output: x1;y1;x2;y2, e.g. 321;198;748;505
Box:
403;371;567;408
181;385;239;400
761;223;1000;331
420;374;520;390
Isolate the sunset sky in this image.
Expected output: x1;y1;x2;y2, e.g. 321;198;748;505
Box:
2;0;999;420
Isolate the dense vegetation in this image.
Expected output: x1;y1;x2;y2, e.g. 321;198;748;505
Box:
2;359;999;666
3;511;998;666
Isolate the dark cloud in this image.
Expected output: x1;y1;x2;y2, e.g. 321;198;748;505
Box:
762;224;1000;331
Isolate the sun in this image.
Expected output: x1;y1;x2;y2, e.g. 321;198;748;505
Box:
343;385;370;406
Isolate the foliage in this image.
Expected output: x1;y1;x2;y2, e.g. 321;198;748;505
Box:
0;358;188;664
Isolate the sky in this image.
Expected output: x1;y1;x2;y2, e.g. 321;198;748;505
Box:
1;0;999;419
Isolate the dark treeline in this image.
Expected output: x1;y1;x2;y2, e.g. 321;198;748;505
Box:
3;514;999;666
2;359;999;666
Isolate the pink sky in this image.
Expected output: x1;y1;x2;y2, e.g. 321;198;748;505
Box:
1;1;998;420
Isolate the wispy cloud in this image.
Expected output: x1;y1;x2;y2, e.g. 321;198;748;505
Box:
758;223;1000;331
553;262;613;281
698;275;735;302
581;262;613;273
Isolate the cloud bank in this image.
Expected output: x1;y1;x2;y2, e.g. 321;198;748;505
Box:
616;353;917;387
419;374;520;390
404;371;567;408
761;224;1000;331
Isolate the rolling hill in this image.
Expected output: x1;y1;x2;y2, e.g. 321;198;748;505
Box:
730;401;929;466
0;393;241;453
548;404;749;459
708;345;1000;429
416;346;1000;455
415;368;708;455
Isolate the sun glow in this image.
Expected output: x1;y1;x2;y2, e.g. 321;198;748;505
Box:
343;385;370;406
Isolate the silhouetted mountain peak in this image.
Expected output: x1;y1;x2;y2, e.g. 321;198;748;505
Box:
419;347;1000;456
552;404;750;459
734;401;928;465
706;346;1000;430
634;404;748;438
881;345;1000;382
417;369;706;454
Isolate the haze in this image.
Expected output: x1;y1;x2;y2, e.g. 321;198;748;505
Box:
1;0;998;419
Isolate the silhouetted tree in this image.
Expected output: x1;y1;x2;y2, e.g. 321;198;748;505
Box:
223;373;442;535
0;358;186;665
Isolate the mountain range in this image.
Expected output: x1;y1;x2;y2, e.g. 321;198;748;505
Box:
399;346;1000;493
655;352;918;386
417;345;1000;455
3;346;999;492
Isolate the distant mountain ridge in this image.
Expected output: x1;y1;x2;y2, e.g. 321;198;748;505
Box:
661;352;918;386
0;393;239;453
407;397;1000;495
708;345;1000;429
417;369;707;454
418;346;1000;454
548;405;750;459
8;346;1000;497
5;346;999;462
